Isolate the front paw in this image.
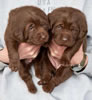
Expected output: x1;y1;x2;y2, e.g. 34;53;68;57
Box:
28;83;37;93
9;62;18;72
42;82;55;93
38;78;49;85
38;73;52;85
35;71;41;79
61;56;70;67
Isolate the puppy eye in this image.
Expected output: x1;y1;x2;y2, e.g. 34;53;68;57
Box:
71;28;78;33
29;24;35;30
56;24;63;30
42;25;47;29
41;23;48;29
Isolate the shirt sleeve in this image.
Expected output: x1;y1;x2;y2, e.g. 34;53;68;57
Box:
81;52;92;77
77;36;92;77
77;0;92;77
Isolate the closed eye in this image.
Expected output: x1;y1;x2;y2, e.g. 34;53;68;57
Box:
71;28;79;33
70;25;79;33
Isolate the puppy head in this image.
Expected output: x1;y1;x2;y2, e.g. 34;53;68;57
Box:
48;7;88;47
8;6;50;45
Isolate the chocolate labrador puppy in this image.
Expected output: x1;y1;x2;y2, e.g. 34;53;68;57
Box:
34;7;88;93
4;6;50;93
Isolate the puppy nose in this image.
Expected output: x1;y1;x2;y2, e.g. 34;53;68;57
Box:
38;32;48;41
62;37;68;41
40;33;46;39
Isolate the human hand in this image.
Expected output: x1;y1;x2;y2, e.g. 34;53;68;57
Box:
48;40;88;68
18;43;41;63
70;44;88;66
0;47;9;63
0;43;40;64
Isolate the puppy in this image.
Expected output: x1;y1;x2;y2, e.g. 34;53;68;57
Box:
4;6;49;93
35;7;88;93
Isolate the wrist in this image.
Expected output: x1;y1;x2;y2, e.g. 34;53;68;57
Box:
0;48;9;63
84;55;88;67
71;53;88;73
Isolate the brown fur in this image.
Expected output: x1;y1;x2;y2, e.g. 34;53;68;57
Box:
34;7;88;93
4;6;50;93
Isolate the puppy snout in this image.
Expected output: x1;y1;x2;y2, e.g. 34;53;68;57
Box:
62;37;68;41
37;32;49;42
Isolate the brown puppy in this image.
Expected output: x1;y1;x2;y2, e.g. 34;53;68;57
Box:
4;6;49;93
35;7;88;93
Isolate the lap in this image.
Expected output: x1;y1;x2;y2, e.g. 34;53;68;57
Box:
0;65;92;100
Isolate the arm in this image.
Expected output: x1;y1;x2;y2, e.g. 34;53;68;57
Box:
81;0;92;77
78;36;92;76
0;40;8;71
0;42;40;70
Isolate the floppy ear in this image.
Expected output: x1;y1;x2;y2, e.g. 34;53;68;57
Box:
5;9;24;42
48;13;54;29
78;15;88;39
48;13;56;34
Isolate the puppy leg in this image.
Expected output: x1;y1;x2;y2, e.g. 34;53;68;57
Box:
5;39;20;71
38;65;53;85
43;67;72;93
60;39;84;66
34;60;42;79
38;58;54;85
19;61;37;93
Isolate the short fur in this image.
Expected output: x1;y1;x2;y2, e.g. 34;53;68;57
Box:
34;7;88;93
4;6;50;93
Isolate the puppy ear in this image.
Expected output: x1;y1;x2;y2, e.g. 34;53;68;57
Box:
48;13;55;34
5;9;24;42
48;13;53;28
78;15;88;39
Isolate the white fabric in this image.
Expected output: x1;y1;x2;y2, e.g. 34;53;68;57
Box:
0;66;92;100
0;0;92;100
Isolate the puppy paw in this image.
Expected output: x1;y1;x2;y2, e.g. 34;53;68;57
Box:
42;82;55;93
9;63;18;71
28;83;37;93
35;71;41;79
38;74;52;85
28;86;37;93
61;56;70;67
38;79;48;85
